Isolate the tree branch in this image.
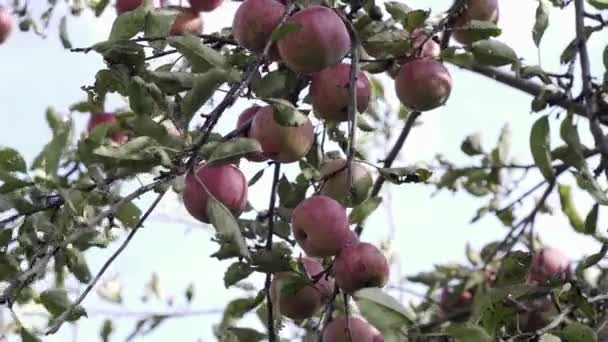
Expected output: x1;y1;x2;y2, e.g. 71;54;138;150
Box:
355;111;421;236
46;190;168;335
264;162;282;342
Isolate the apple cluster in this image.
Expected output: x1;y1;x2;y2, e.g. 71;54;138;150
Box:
438;246;570;332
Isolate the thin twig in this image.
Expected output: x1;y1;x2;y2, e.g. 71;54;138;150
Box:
264;163;282;342
46;190;168;334
355;111;421;236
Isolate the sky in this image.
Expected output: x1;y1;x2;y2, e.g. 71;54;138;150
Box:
0;0;607;341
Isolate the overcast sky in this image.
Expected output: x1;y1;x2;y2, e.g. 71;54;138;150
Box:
0;0;607;341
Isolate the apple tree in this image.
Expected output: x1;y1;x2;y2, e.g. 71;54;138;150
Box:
1;0;608;341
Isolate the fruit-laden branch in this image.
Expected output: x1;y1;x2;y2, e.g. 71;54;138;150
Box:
453;62;608;126
355;111;421;236
337;11;361;193
573;0;608;169
185;2;296;171
264;162;282;342
46;189;168;335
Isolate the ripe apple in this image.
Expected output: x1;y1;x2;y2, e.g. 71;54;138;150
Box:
0;6;13;44
232;0;286;56
170;8;203;35
87;113;128;144
291;195;353;257
182;163;248;223
310;63;371;122
395;58;452;112
452;0;499;45
188;0;222;12
323;315;383;342
529;247;570;284
271;257;334;320
277;6;350;74
319;159;373;207
249;105;314;163
115;0;143;15
333;242;389;293
236;106;268;162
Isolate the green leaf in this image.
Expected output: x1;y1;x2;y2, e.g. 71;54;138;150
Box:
95;67;130;97
179;69;229;127
576;243;608;272
251;242;294;273
59;16;72;49
207;138;262;166
115;201;142;228
100;320;113;342
471;39;518;66
558;184;586;233
265;98;308;126
206;196;251;260
533;0;549;47
556;322;597;342
457;20;502;43
20;328;42;342
378;166;433;184
576;170;608;205
441;48;476;67
603;45;608;69
39;289;71;316
147;71;193;94
32;111;72;177
109;6;148;41
0;254;20;281
384;2;412;22
224;262;254;288
354;288;415;334
168;34;233;73
530;115;554;180
252;69;294;98
144;9;177;50
66;248;92;283
0;147;26;172
349;196;382;224
271;22;303;42
588;0;608;9
494;251;531;286
585;204;599;235
225;327;266;342
446;323;493;342
93;40;146;67
220;293;265;330
248;168;265;186
128;76;161;115
403;10;430;31
521;65;552;84
89;0;110;17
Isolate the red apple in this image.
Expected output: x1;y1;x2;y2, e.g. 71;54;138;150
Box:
529;248;570;284
291;195;352;257
188;0;222;12
116;0;144;15
170;8;203;35
323;315;383;342
395;58;452;112
310;63;371;122
452;0;499;45
334;242;389;293
277;6;350;74
249;105;314;163
236;106;268;162
182;163;248;223
232;0;286;56
271;257;334;320
87;113;128;144
319;159;373;207
0;6;12;44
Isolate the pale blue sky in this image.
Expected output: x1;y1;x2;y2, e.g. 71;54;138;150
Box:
0;1;607;341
